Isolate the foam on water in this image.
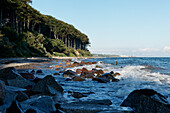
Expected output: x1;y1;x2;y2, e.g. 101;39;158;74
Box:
64;60;170;105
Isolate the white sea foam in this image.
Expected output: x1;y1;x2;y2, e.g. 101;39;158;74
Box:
66;61;170;104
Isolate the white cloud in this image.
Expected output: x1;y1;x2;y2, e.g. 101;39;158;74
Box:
163;46;170;51
136;48;159;52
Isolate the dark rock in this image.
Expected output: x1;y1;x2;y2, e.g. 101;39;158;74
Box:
121;89;170;113
73;76;85;81
112;78;120;82
31;75;63;95
16;91;29;102
25;108;37;113
0;67;19;80
32;77;42;83
68;91;87;99
7;76;34;88
0;80;6;105
63;70;77;78
20;96;56;113
19;73;35;80
36;70;43;74
92;77;109;83
0;67;34;88
6;101;23;113
102;73;114;80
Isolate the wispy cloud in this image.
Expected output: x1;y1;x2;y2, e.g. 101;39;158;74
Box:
137;48;159;52
163;46;170;51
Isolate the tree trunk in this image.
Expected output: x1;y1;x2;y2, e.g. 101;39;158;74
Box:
11;10;16;30
16;16;19;33
20;21;22;33
65;37;67;47
23;18;26;30
74;39;76;49
27;18;30;30
0;8;2;28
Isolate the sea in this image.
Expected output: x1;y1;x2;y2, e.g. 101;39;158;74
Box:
38;57;170;111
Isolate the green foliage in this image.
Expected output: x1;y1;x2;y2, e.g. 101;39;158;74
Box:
77;49;92;57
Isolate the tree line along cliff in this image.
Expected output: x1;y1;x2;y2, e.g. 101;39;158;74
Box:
0;0;92;57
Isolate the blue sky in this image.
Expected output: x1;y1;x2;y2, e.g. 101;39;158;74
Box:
31;0;170;56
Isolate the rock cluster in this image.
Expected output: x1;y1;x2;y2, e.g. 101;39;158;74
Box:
0;67;63;112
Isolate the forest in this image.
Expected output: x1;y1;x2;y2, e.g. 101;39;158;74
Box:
0;0;92;57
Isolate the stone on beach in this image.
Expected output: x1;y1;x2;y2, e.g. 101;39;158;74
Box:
63;70;77;78
121;89;170;113
0;80;6;105
73;76;85;81
20;96;56;113
31;75;63;95
19;72;35;80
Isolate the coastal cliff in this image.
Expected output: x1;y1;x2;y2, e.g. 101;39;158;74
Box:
0;0;92;58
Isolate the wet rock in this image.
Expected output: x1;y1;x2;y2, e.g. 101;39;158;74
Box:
73;76;85;81
85;74;94;79
121;89;170;113
81;68;89;75
76;69;82;74
16;91;29;102
25;108;37;113
92;77;109;83
7;76;34;88
32;77;42;83
31;75;63;95
92;62;97;64
20;96;56;113
68;91;87;99
53;72;60;75
96;65;103;68
94;70;104;75
30;70;35;74
0;67;20;81
63;70;77;78
102;73;114;80
19;73;35;80
0;80;6;105
6;101;23;113
112;78;120;82
36;70;43;74
114;72;121;77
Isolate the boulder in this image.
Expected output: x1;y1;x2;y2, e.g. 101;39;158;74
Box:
63;70;77;78
20;96;56;113
0;67;20;81
0;80;6;105
36;70;43;74
92;77;109;83
121;89;170;113
73;76;85;81
19;73;35;80
31;75;63;95
112;78;120;82
16;91;29;102
102;73;114;80
85;74;94;79
76;69;82;74
0;67;34;88
94;70;104;75
53;73;60;76
6;101;23;113
7;76;35;88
